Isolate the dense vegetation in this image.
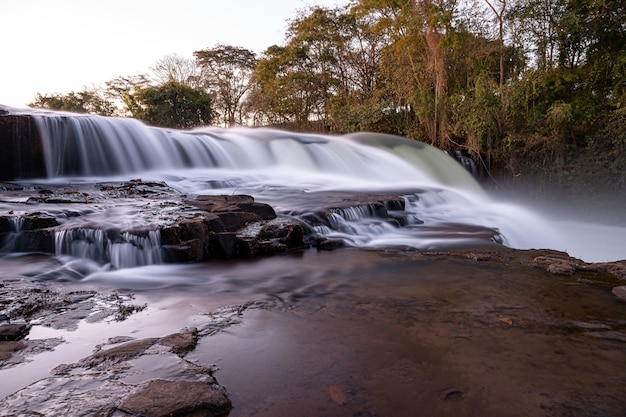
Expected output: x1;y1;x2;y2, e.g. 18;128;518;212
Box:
29;0;625;197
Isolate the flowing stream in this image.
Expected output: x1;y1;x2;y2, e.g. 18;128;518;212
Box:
1;108;625;415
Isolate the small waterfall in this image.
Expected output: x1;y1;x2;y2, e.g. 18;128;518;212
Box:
310;200;431;248
0;217;25;252
55;228;162;269
445;150;477;177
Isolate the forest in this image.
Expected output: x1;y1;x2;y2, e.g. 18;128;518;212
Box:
28;0;625;199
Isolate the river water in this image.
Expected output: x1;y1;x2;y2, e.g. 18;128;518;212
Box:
1;108;625;415
1;247;625;416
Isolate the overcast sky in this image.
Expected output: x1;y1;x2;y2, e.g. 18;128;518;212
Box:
1;0;348;108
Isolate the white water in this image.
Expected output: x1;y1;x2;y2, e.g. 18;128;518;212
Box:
1;109;619;263
55;229;162;269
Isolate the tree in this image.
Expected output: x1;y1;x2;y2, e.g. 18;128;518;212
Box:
249;5;392;132
29;88;115;116
483;0;506;89
249;44;326;128
361;0;457;146
194;45;257;126
130;80;214;129
103;74;152;117
151;54;202;88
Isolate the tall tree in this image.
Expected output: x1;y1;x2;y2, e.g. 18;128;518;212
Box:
249;44;327;128
151;54;202;88
249;8;344;129
194;45;257;126
483;0;506;89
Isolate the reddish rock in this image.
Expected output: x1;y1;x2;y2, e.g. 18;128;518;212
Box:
118;379;231;417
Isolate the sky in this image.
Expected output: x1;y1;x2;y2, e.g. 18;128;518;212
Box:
1;0;348;108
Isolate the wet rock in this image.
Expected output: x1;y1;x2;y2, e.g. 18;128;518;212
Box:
611;286;626;302
0;341;26;361
160;327;199;356
52;337;159;376
236;201;277;220
203;212;227;232
581;261;626;280
235;218;307;258
316;237;346;251
118;379;232;417
156;195;293;261
0;323;29;341
586;331;626;343
160;242;201;263
177;219;211;261
439;388;464;401
0;338;63;367
90;337;160;364
210;232;237;258
185;194;253;213
532;254;580;275
217;211;260;232
9;229;56;253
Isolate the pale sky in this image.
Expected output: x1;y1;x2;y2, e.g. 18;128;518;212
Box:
1;0;349;108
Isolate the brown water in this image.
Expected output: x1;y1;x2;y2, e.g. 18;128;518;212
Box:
1;248;626;416
184;250;626;417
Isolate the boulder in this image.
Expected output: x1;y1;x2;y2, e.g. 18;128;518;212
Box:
118;379;232;417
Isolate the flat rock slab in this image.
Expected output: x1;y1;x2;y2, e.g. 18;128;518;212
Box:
119;379;232;417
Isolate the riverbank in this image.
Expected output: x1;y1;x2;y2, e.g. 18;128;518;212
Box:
1;246;625;416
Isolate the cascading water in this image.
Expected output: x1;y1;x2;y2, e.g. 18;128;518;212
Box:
55;228;161;270
0;217;25;252
2;106;600;264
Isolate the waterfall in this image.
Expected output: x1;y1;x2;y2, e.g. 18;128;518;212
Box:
0;107;575;261
55;229;162;269
0;217;25;252
30;111;484;196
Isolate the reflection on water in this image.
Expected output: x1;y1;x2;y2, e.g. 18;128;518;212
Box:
1;248;625;416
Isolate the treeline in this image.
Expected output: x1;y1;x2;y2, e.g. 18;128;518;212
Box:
30;0;625;190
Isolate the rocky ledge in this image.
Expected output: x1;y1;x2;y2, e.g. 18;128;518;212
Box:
1;180;460;265
0;180;315;263
0;275;264;416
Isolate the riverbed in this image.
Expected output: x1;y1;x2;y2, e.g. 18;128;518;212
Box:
1;247;625;416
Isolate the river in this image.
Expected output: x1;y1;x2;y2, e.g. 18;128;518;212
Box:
1;107;625;415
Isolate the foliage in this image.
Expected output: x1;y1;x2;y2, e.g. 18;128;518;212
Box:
129;81;214;129
151;54;203;88
194;45;257;126
103;74;152;117
29;88;116;116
